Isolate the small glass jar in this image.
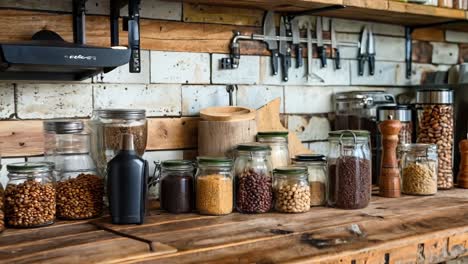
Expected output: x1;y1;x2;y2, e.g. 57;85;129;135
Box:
292;154;327;206
160;160;194;214
257;131;289;169
234;143;273;214
327;130;372;210
5;162;56;228
273;166;310;213
195;157;233;215
399;144;438;196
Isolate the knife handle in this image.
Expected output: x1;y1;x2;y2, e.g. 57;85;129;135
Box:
334;49;341;70
369;55;375;76
358;56;366;76
271;50;279;75
318;47;327;68
281;54;291;82
296;45;303;68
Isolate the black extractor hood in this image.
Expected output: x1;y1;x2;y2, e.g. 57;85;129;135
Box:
0;0;141;81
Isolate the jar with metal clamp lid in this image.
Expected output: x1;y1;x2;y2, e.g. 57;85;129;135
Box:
273;166;310;213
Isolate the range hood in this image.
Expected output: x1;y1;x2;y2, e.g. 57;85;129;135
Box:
0;0;140;81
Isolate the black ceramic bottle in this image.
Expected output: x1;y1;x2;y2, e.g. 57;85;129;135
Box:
107;133;148;225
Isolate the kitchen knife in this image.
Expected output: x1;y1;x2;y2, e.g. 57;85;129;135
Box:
307;20;313;80
279;16;291;82
331;19;341;70
368;28;376;76
263;11;279;76
291;18;303;68
358;27;368;76
316;17;327;68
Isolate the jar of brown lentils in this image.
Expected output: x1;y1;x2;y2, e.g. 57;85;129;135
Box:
5;162;56;228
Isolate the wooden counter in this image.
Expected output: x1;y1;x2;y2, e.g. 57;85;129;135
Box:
2;189;468;263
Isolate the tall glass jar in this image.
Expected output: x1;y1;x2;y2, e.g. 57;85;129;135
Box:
89;109;147;177
0;153;4;232
292;154;327;206
195;157;233;215
5;162;56;228
273;166;310;213
257;131;289;169
327;130;372;209
399;144;438;196
43;120;103;220
415;88;453;189
234;143;273;213
160;160;194;214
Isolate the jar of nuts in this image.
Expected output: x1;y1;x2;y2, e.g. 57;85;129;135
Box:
234;143;274;214
5;162;56;228
415;88;454;189
273;166;310;213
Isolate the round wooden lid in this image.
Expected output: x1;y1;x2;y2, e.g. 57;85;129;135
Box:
200;106;256;122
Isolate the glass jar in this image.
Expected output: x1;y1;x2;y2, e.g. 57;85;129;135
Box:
234;143;273;214
257;131;289;169
415;88;453;190
273;166;310;213
89;109;147;177
43;120;103;220
5;162;56;227
327;130;372;209
0;153;4;233
292;154;327;206
160;160;194;214
195;157;233;215
399;144;438;196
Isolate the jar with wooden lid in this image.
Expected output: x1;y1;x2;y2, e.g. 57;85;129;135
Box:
160;160;195;214
399;144;438;196
257;131;289;169
5;162;56;228
195;157;233;215
273;166;310;213
234;143;274;213
292;154;327;206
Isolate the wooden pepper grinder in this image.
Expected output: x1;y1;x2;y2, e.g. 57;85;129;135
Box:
378;115;402;198
458;140;468;188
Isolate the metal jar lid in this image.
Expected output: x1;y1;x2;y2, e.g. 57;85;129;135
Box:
415;88;453;104
196;156;233;167
43;120;84;134
292;154;326;163
161;160;194;170
273;166;308;175
236;142;271;152
94;109;146;120
257;131;289;138
377;105;412;122
7;162;52;174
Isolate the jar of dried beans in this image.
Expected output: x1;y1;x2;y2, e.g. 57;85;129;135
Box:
399;144;438;196
273;166;310;213
327;130;372;210
234;143;273;214
257;131;289;169
292;154;327;206
160;160;195;214
195;157;234;215
415;88;453;189
5;162;56;228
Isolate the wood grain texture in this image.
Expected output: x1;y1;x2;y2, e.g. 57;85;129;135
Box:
412;28;445;42
183;3;264;26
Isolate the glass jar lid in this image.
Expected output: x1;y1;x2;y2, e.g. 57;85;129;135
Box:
274;166;308;175
197;156;233;167
398;143;437;153
257;131;288;138
43;120;84;134
416;88;453;104
162;160;194;170
292;154;326;163
377;105;412;122
328;130;370;139
94;109;146;120
236;143;271;152
7;162;52;173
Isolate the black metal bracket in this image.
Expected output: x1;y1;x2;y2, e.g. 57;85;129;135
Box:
124;0;141;73
226;85;237;106
72;0;87;44
110;0;127;46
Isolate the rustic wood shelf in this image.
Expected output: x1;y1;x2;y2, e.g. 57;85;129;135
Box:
176;0;468;32
2;189;468;263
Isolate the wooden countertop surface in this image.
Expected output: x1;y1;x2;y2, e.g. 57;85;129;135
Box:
2;189;468;263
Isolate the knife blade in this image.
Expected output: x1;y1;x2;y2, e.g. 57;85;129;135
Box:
316;17;326;68
307;20;313;80
291;18;302;68
263;11;279;76
368;28;376;76
279;16;291;82
358;26;368;76
331;19;341;70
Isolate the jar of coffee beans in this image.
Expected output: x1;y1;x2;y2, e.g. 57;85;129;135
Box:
292;154;327;207
273;166;310;213
195;157;234;215
0;182;4;233
327;130;372;210
5;162;56;228
160;160;195;214
234;143;273;214
415;88;454;190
